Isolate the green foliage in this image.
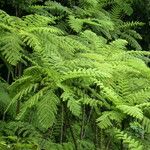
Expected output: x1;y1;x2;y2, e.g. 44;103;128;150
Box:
0;0;150;150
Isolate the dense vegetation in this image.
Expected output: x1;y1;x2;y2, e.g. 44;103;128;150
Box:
0;0;150;149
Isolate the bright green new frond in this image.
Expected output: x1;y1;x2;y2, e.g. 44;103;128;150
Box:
27;26;64;35
67;98;81;117
62;68;111;81
23;14;55;27
68;16;83;32
80;97;102;107
117;105;143;120
109;39;128;49
19;30;42;52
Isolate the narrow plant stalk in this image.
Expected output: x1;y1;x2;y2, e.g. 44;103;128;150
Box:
60;103;64;144
80;105;85;140
106;139;111;150
121;121;125;150
16;63;22;115
100;129;103;149
65;108;78;150
69;122;78;150
86;108;93;125
7;71;10;83
95;125;99;149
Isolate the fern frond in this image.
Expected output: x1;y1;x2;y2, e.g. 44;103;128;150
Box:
120;33;142;50
112;128;143;150
67;99;81;117
117;105;143;120
27;26;64;35
36;90;59;129
16;86;49;120
0;33;23;65
126;30;142;40
79;97;102;107
124;89;150;104
44;1;71;14
97;111;124;129
142;116;150;133
62;68;111;81
118;21;144;29
79;0;99;9
19;30;42;52
23;14;55;27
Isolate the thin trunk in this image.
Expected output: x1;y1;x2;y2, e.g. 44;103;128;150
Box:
80;105;85;140
16;63;22;115
69;122;78;150
65;109;78;150
60;103;64;144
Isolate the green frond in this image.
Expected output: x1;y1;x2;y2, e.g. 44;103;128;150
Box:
118;21;144;29
112;128;143;150
79;0;99;9
68;15;84;32
0;33;23;65
27;26;64;35
142;116;150;133
62;68;111;81
136;102;150;109
97;111;124;129
109;39;128;49
68;16;114;33
79;97;102;107
44;1;71;14
19;30;42;52
36;90;59;129
0;81;13;116
126;30;142;40
23;14;55;27
117;105;143;120
120;33;142;50
67;98;81;117
16;86;49;120
124;89;150;104
5;83;38;115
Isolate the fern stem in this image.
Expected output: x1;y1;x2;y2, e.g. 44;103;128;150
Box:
86;108;93;125
66;110;78;150
120;121;125;150
60;103;64;144
80;105;85;140
7;71;10;83
106;139;111;150
95;124;99;149
69;123;78;150
16;63;22;115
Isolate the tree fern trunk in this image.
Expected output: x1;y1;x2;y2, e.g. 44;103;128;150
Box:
60;103;64;144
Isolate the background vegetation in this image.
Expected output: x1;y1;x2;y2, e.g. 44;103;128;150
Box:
0;0;150;149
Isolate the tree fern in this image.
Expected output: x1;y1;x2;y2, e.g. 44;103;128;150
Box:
0;1;150;149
